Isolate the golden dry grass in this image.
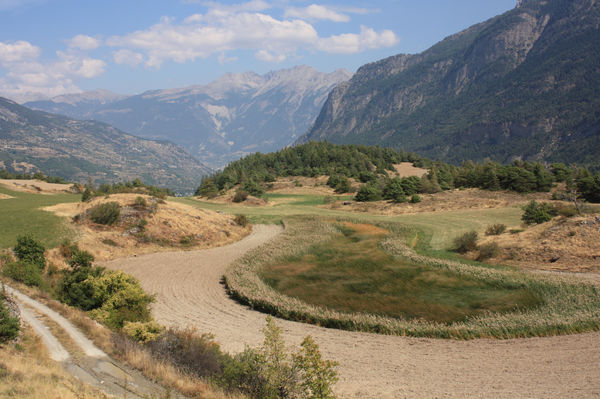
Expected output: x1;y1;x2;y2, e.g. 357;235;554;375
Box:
0;328;109;399
0;179;76;195
44;193;251;265
390;162;429;178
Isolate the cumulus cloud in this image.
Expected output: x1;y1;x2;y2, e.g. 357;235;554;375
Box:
317;26;398;54
0;40;40;64
67;34;101;50
113;49;144;67
0;40;106;102
284;4;350;22
108;3;398;66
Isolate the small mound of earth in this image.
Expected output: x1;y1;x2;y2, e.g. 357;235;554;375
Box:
489;215;600;273
44;193;251;264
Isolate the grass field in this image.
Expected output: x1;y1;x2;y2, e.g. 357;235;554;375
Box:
260;221;541;324
0;185;79;249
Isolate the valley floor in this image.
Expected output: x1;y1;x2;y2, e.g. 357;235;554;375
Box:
101;224;600;399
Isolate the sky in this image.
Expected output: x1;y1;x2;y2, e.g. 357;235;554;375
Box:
0;0;517;102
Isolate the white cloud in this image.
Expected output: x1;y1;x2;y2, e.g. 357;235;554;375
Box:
108;3;398;66
113;49;144;67
317;26;398;54
0;40;40;64
67;34;101;50
254;49;286;63
0;40;106;102
218;52;238;64
284;4;350;22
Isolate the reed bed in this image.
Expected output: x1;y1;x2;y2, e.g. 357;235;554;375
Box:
224;216;600;339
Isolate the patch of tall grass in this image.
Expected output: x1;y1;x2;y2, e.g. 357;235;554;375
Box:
224;216;600;339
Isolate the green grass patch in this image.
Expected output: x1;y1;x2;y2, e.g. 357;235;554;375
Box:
0;185;79;249
260;222;541;324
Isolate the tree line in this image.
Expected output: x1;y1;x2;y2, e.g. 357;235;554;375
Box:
196;142;600;203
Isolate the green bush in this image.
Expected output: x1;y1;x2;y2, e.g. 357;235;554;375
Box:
409;194;422;203
485;224;506;236
477;242;501;261
89;202;121;225
0;296;20;343
521;200;556;225
453;231;478;254
134;196;148;209
13;235;46;270
355;184;382;202
81;187;92;202
2;262;43;286
58;266;105;310
383;178;407;203
122;320;163;343
233;190;249;203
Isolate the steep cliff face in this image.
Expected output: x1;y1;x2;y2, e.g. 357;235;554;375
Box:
303;0;600;169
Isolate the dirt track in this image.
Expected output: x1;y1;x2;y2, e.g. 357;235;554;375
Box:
102;225;600;398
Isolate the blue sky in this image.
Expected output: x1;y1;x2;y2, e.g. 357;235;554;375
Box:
0;0;516;101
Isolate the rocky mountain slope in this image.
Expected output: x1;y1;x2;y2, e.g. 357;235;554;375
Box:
27;66;351;167
0;97;211;193
302;0;600;170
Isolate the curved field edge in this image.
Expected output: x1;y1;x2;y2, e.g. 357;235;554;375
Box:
224;216;600;339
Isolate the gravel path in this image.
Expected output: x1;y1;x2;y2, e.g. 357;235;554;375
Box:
102;225;600;398
6;285;174;398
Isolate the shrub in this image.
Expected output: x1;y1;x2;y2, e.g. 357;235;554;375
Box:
147;328;225;379
89;202;121;225
409;194;422;203
234;215;249;227
477;242;501;261
292;336;338;399
81;187;92;202
69;247;95;269
134;196;148;209
122;320;163;343
0;296;20;343
485;224;506;236
557;205;578;218
13;235;46;270
2;262;43;286
58;266;105;310
233;190;249;203
383;178;407;203
453;231;478;253
521;200;556;225
355;184;382;202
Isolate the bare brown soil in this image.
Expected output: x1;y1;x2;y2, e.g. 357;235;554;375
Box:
325;188;552;214
485;214;600;273
0;179;78;194
101;225;600;399
0;193;13;199
44;193;250;264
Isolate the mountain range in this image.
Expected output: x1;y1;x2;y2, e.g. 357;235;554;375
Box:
302;0;600;170
0;97;211;193
26;66;351;168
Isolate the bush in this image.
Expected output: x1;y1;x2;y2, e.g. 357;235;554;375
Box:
355;184;382;202
2;262;43;286
292;336;338;399
409;194;422;203
81;187;92;202
0;296;20;343
13;235;46;270
58;266;105;310
89;202;121;225
134;196;148;209
233;190;249;203
383;178;407;203
521;200;556;225
453;231;478;254
485;224;506;236
122;320;163;343
477;242;501;261
234;214;249;227
557;205;578;218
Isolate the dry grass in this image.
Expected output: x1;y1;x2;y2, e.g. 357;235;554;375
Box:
390;162;429;178
0;328;109;399
225;216;600;339
0;193;13;200
0;179;77;195
44;193;251;264
486;214;600;273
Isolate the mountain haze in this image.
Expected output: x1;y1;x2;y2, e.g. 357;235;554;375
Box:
302;0;600;170
27;66;352;167
0;97;211;193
